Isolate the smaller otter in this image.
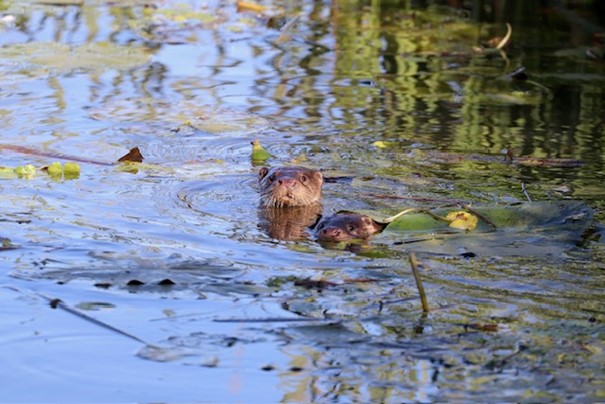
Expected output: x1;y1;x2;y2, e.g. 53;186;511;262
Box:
312;212;387;242
259;166;323;208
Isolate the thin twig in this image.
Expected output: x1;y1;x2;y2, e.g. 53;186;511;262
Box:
37;293;159;348
382;208;419;223
462;205;497;229
521;182;532;202
213;317;334;323
409;253;429;313
496;23;513;50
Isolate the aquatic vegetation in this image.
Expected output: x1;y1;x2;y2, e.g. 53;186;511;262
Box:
0;41;152;73
0;0;604;402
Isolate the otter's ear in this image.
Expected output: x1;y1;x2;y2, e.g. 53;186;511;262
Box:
258;167;269;181
309;214;323;230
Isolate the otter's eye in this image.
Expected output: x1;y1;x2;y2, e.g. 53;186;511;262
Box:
300;175;307;183
347;225;356;232
268;174;276;183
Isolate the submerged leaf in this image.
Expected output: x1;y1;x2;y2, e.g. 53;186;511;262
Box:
0;42;151;73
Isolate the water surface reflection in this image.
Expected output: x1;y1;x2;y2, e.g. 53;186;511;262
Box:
1;0;604;401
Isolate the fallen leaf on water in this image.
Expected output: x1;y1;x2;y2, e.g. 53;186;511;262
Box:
0;167;17;178
117;147;144;163
63;162;81;178
46;162;63;178
42;161;81;180
14;164;36;179
251;139;272;164
372;140;395;149
446;211;478;230
236;0;267;13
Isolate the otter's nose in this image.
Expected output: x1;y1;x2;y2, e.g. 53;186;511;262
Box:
320;227;342;239
278;178;297;187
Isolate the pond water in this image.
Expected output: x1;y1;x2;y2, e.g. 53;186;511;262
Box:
1;0;604;401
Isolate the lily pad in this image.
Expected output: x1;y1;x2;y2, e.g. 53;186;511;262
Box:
382;201;593;238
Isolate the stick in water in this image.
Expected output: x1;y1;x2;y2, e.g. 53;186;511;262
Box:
409;253;429;313
38;293;160;349
521;182;532;202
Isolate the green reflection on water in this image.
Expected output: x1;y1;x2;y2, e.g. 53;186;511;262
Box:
1;0;604;402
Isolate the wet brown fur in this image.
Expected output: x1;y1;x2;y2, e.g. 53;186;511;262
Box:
258;166;323;208
312;212;387;242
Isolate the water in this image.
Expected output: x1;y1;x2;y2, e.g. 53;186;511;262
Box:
1;0;604;401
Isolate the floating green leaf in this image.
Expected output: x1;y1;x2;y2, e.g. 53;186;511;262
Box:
14;164;36;179
47;162;63;178
43;162;81;180
63;162;81;179
251;139;272;164
0;167;16;178
383;201;592;238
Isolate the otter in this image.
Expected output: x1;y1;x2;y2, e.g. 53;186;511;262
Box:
312;212;387;242
258;166;323;208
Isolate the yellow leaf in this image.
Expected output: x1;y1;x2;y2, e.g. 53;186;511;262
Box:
446;211;478;230
251;139;272;163
47;162;63;177
372;140;392;149
237;1;267;13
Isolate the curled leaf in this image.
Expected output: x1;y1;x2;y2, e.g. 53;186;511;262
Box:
117;147;144;163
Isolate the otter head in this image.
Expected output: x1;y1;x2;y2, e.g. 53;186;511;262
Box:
312;212;387;242
258;166;323;208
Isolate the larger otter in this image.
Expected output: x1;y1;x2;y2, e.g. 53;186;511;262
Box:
258;166;323;208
